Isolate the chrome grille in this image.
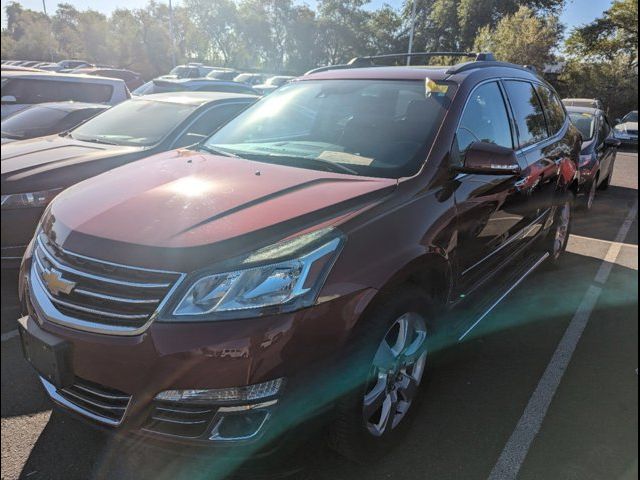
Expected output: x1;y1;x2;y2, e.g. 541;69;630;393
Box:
57;377;131;424
143;401;217;438
32;233;183;331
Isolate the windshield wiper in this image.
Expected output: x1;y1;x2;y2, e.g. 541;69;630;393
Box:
198;145;239;158
308;156;359;175
235;152;360;176
76;136;119;145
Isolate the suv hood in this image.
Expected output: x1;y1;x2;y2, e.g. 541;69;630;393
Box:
45;149;396;271
1;135;143;193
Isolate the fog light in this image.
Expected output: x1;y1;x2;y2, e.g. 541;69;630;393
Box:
155;378;284;404
210;410;270;441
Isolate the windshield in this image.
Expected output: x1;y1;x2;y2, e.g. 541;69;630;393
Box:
267;77;290;86
622;111;638;123
169;66;198;78
569;112;596;140
203;79;455;178
132;81;154;96
70;99;196;146
1;105;70;138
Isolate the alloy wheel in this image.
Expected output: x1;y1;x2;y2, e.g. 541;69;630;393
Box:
363;312;428;437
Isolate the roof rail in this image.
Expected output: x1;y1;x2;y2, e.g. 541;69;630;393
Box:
445;60;541;75
305;51;495;75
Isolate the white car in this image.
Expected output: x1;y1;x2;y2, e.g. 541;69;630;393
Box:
1;71;129;118
253;75;295;95
562;98;604;110
614;110;638;147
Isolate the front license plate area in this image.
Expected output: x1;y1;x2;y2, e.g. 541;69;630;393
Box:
18;317;74;388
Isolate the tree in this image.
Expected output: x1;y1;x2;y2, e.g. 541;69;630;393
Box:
184;0;240;66
474;6;563;71
316;0;371;65
554;57;638;119
565;0;638;61
367;5;404;55
400;0;565;53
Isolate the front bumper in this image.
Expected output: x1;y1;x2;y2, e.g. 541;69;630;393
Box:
20;276;374;449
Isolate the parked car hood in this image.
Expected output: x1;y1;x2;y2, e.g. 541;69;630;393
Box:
44;149;396;271
1;135;144;194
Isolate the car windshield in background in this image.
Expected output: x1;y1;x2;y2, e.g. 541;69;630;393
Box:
623;111;638;122
1;105;75;139
204;79;455;178
69;99;196;146
169;66;198;78
569;112;596;140
207;70;237;80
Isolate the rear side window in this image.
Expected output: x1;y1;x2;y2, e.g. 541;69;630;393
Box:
456;81;513;154
504;81;548;148
536;85;566;135
1;78;113;104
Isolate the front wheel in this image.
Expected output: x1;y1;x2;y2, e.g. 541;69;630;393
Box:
328;287;433;463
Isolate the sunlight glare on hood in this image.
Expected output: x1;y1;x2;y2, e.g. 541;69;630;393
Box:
165;176;215;198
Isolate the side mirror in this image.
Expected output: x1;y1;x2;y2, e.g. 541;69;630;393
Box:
459;142;522;175
614;118;622;125
605;137;622;148
1;95;17;104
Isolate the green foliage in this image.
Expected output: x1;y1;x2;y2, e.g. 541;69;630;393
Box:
474;6;563;71
565;0;638;61
553;57;639;119
0;0;637;123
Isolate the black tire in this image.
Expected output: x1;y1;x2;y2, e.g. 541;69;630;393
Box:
328;286;435;464
543;192;573;267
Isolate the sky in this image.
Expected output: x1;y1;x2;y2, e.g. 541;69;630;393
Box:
1;0;614;34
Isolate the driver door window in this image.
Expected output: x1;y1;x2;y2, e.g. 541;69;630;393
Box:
456;82;514;158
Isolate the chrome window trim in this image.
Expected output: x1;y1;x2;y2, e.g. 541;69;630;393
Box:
453;76;570;161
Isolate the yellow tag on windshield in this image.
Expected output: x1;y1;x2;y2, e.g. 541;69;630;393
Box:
425;78;449;96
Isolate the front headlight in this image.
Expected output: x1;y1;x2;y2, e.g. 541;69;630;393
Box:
172;228;344;318
1;188;63;210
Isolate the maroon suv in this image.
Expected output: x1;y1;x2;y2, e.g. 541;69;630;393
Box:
17;54;580;468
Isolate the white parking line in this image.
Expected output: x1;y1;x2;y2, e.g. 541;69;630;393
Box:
1;329;19;342
488;199;638;480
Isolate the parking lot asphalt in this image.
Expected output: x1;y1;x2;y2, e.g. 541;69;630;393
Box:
1;151;637;480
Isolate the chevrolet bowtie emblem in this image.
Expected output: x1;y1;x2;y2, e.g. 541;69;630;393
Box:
42;269;76;296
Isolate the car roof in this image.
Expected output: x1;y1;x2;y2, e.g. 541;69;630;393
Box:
565;106;603;116
153;77;244;86
135;91;258;106
0;70;126;85
301;63;540;83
